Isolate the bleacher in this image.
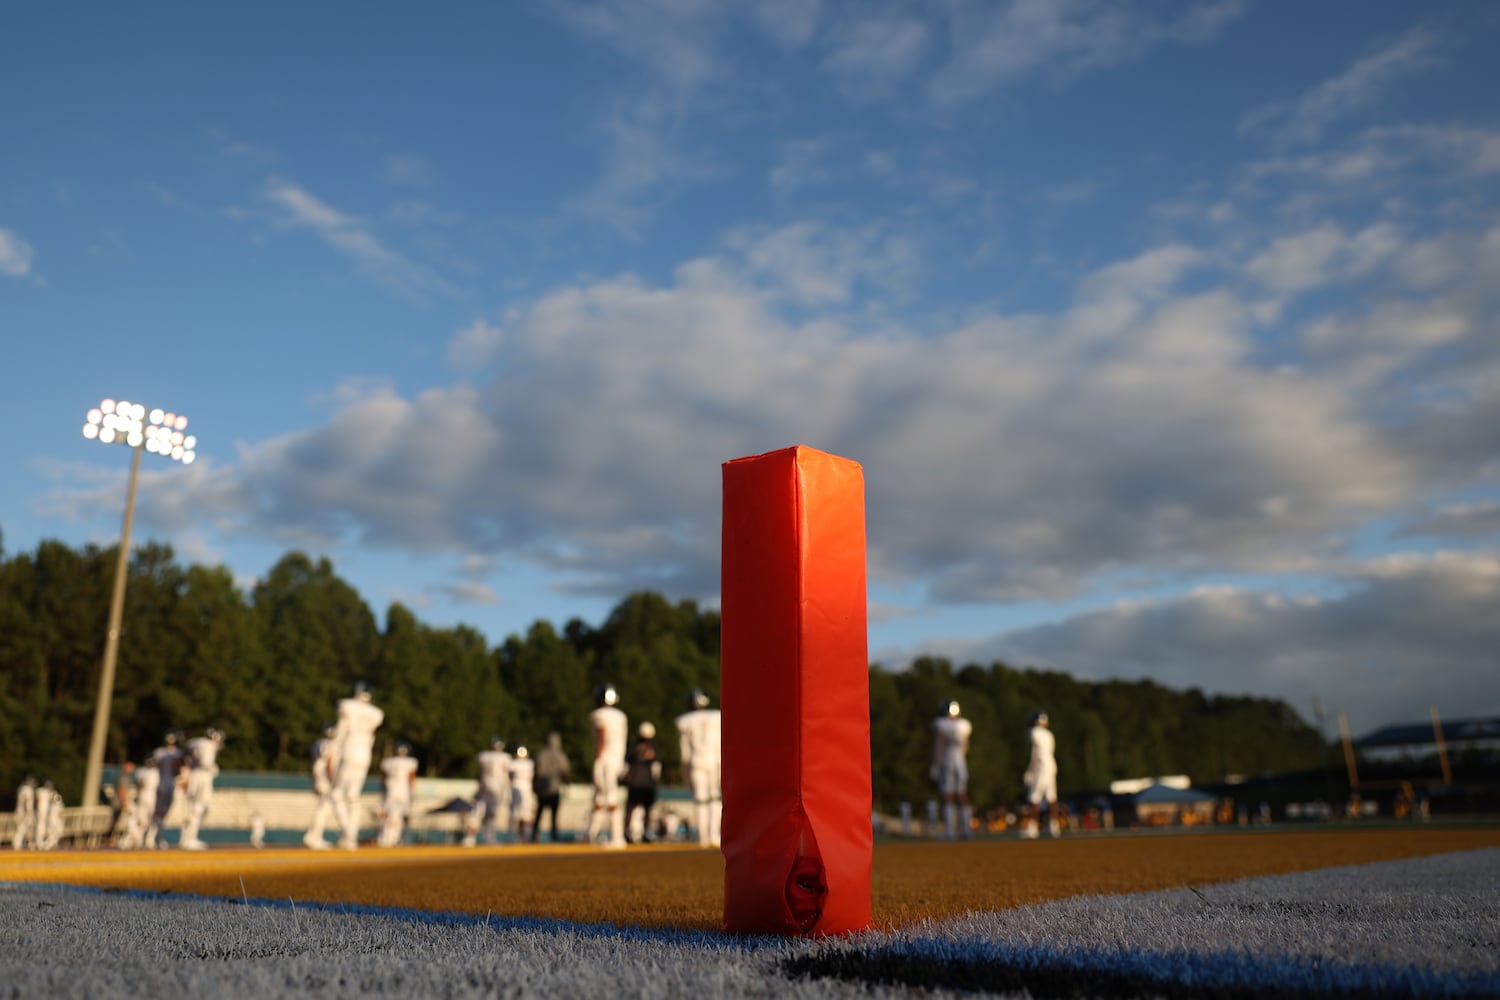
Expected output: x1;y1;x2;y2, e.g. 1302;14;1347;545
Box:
0;805;114;849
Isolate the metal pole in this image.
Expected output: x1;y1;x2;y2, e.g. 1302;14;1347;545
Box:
1430;705;1453;785
1337;712;1360;791
81;443;142;809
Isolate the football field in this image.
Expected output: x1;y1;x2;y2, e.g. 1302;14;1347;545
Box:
3;825;1498;997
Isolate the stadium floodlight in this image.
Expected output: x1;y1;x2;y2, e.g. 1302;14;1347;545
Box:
79;397;199;812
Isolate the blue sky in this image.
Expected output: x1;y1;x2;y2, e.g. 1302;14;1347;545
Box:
3;1;1497;735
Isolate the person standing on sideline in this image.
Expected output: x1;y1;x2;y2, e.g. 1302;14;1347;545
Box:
532;732;570;843
36;780;64;850
932;700;974;839
110;761;136;845
146;730;185;850
178;728;224;850
675;689;722;848
303;722;338;849
249;813;266;849
469;736;511;846
377;742;418;847
1022;711;1060;839
623;722;661;843
586;684;628;849
12;776;37;850
509;746;536;842
326;682;385;850
121;755;158;849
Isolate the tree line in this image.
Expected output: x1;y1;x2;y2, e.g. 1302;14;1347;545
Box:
0;535;1328;811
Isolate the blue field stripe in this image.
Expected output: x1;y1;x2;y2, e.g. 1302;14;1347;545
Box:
787;935;1500;999
10;879;1497;998
0;880;783;952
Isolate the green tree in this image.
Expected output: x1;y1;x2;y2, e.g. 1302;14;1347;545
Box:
250;552;378;769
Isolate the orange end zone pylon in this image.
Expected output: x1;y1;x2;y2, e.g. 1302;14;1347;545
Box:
720;445;872;936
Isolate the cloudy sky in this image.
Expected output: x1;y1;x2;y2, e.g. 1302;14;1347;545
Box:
3;1;1497;736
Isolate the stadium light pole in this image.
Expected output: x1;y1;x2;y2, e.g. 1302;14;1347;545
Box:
79;398;198;810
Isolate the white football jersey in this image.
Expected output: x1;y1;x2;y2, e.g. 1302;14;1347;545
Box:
933;716;972;764
589;705;629;762
476;750;512;795
135;765;160;799
15;783;34;818
508;755;534;793
675;708;722;767
186;737;220;773
1028;724;1057;774
335;698;385;762
381;755;418;799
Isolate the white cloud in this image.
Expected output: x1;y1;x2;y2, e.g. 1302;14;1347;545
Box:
746;0;821;48
823;16;929;97
1245;222;1402;297
928;0;1245;104
726;221;922;306
428;581;502;606
1398;501;1500;540
447;318;506;370
1078;244;1203;303
1365;123;1500;176
1245;223;1352;295
770;137;842;193
136;227;1459;604
264;179;453;300
552;0;723;100
57;196;1495;627
1291;216;1500;404
0;227;35;278
970;551;1500;733
1239;26;1442;145
564;106;711;237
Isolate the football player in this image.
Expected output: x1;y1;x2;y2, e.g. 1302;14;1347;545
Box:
675;689;722;848
1022;711;1060;839
303;722;338;849
509;745;536;842
469;736;512;846
586;684;628;849
328;682;385;850
11;776;36;850
35;780;63;850
146;730;184;850
121;755;158;849
178;728;224;850
377;742;418;847
932;700;974;839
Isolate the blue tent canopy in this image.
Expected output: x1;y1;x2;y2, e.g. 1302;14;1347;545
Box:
1130;784;1216;805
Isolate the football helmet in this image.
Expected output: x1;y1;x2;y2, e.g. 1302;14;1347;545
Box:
594;683;620;708
688;689;711;710
940;700;961;718
353;680;373;702
638;721;656;739
1029;711;1049;727
490;735;507;752
514;745;529;759
206;727;225;743
395;741;411;757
